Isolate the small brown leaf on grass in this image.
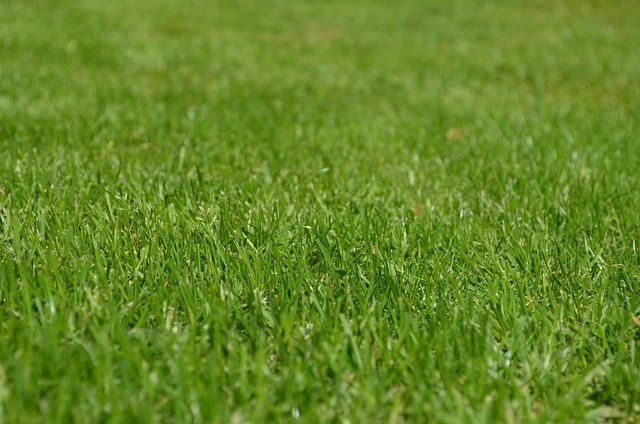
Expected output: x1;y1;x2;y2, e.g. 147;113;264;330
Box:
447;127;464;141
0;186;4;195
412;204;423;216
632;315;640;328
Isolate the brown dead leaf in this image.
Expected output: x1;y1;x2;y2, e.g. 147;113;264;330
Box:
0;186;5;195
447;127;464;141
632;315;640;328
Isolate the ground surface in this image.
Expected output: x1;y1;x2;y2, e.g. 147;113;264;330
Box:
1;0;640;422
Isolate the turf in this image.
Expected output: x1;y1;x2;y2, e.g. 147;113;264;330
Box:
1;0;640;422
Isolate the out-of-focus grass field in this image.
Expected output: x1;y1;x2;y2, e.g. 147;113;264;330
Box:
1;0;640;421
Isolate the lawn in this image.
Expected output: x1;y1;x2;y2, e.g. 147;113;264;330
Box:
1;0;640;422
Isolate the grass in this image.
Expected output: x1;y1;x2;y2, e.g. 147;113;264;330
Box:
1;0;640;421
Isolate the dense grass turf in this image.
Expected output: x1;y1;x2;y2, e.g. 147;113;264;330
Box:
2;0;640;421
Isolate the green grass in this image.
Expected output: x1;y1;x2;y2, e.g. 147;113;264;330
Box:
2;0;640;422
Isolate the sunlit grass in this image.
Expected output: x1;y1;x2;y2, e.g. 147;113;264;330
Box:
1;0;640;421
